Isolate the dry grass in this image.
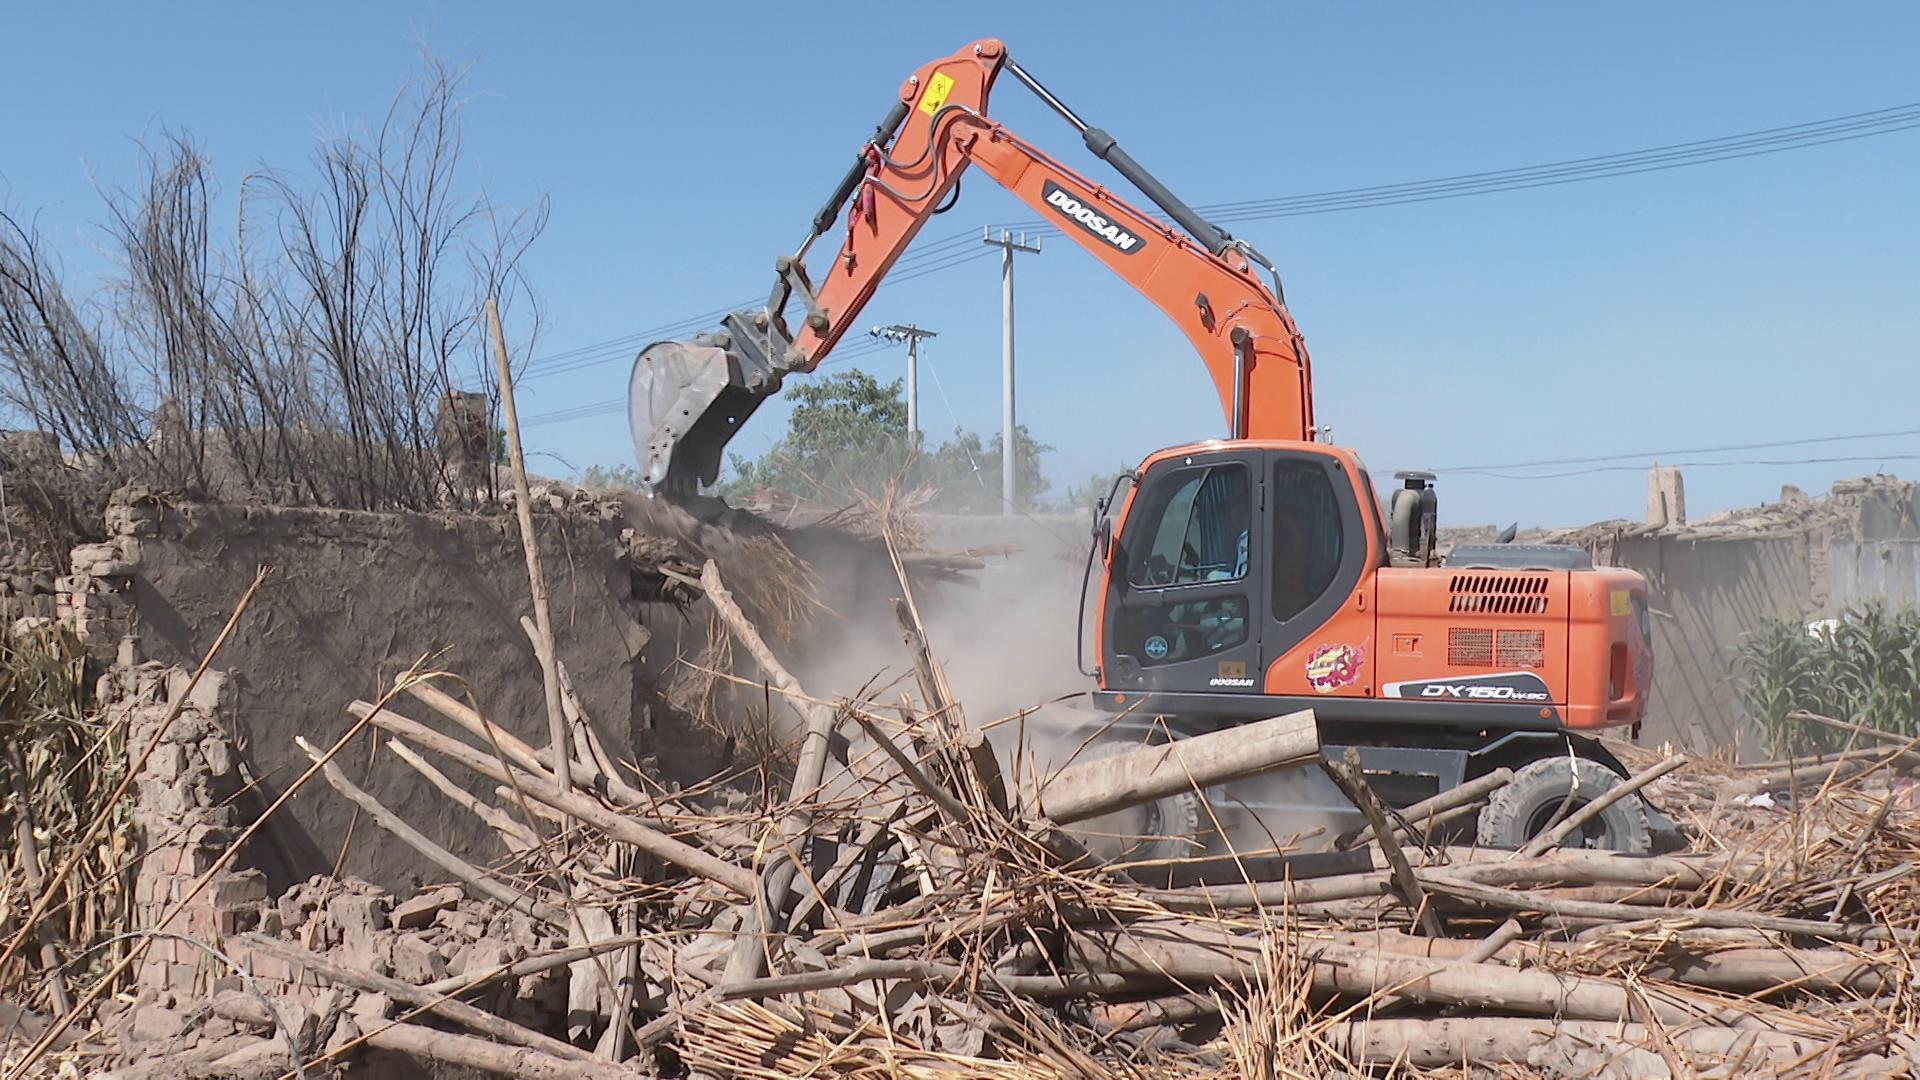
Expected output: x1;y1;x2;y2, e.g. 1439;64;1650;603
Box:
0;624;133;1008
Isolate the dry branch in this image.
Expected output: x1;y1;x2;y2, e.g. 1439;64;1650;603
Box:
347;700;756;897
1323;1016;1845;1070
235;933;594;1062
360;1021;637;1079
488;298;572;798
296;735;562;925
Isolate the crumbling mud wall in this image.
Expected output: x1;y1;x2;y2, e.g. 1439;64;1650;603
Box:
112;493;657;892
1605;534;1815;754
1558;476;1920;756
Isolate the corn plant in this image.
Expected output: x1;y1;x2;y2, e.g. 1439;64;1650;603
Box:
0;624;133;1004
1736;602;1920;756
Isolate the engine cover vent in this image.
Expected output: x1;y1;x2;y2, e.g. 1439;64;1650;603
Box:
1448;574;1550;615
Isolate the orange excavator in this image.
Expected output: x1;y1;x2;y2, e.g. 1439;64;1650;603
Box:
628;39;1670;854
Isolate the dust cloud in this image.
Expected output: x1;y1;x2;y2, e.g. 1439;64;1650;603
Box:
781;521;1359;856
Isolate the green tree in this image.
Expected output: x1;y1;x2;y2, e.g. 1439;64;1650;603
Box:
924;425;1053;513
1060;468;1131;513
722;370;918;501
719;370;1054;511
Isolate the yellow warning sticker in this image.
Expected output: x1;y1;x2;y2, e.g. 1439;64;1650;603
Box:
1610;590;1632;617
918;71;955;115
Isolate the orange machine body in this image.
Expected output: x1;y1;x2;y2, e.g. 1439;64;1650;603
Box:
1096;440;1651;737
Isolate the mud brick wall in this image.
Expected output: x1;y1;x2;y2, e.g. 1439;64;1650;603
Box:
113;496;655;892
107;663;270;995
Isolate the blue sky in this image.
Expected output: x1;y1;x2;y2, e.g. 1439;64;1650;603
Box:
4;2;1916;525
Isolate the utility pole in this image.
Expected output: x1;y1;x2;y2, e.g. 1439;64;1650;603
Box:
867;323;938;439
982;228;1041;515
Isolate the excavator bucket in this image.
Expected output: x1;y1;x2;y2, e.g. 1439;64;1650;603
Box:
627;334;776;496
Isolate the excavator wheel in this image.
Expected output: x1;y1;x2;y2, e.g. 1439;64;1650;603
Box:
1059;741;1207;868
1476;756;1652;854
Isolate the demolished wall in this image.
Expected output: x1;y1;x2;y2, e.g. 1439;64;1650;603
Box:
1551;475;1920;754
98;489;657;893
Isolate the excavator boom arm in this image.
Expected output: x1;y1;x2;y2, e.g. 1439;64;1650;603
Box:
628;38;1315;493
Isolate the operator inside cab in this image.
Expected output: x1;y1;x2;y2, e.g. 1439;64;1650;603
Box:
1121;464;1251;664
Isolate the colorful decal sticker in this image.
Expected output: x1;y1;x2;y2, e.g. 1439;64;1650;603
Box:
1610;589;1632;617
918;71;955;115
1144;635;1170;661
1305;643;1365;694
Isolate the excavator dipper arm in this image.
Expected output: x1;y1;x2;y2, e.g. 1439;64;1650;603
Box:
629;38;1315;493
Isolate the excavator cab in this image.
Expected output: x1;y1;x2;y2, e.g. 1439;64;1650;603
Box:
1096;441;1377;700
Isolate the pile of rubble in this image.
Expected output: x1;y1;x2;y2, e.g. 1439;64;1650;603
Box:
4;547;1914;1078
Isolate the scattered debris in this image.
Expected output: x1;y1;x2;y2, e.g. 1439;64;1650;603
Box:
4;553;1917;1078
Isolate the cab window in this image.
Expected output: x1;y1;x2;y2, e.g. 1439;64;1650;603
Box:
1271;459;1343;621
1115;463;1251;666
1127;465;1250;588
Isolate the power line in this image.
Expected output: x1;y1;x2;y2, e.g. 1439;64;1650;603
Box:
518;99;1920;425
983;101;1920;235
1434;427;1920;473
1460;453;1920;481
527;99;1919;384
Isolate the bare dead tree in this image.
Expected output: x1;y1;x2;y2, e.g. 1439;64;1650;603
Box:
0;213;139;469
0;55;546;519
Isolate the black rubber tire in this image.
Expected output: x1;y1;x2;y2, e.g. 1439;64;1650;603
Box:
1476;756;1651;854
1060;741;1206;865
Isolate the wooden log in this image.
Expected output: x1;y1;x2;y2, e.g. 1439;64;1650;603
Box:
1460;917;1524;965
1439;850;1732;891
362;1021;636;1080
1133;870;1395;912
1729;756;1877;797
403;681;553;780
1792;710;1920;762
1520;753;1688;857
960;728;1010;815
702;559;845;987
94;1034;270;1080
412;669;696;840
4;746;71;1015
385;736;538;852
1324;748;1443;936
1080;918;1859;1032
1068;925;1712;1026
843;707;970;826
891;596;961;729
348;700;756;898
1420;872;1900;943
295;736;564;926
233;933;594;1062
487;297;572;797
1282;925;1889;996
1036;709;1319;825
1338;767;1512;850
1736;747;1885;772
1323;1016;1839;1070
1092;993;1222;1032
717;957;1141;1000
